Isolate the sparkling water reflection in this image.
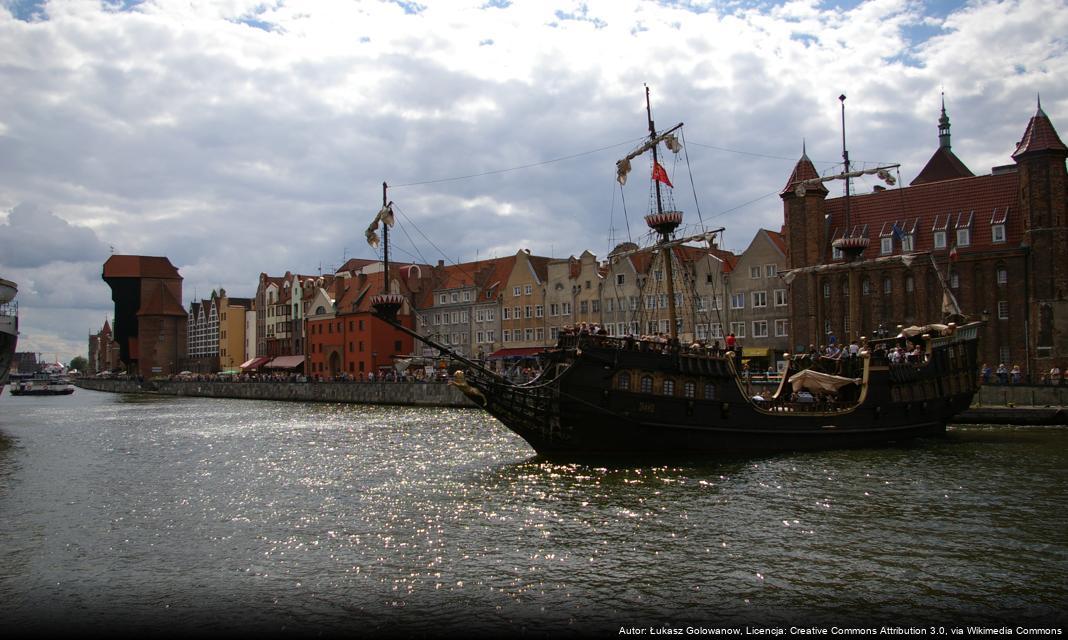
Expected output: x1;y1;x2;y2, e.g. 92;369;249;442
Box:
0;389;1065;634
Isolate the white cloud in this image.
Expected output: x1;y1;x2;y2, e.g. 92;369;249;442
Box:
0;0;1064;364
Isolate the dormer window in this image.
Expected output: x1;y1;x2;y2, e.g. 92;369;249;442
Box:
991;224;1006;243
991;206;1009;244
956;227;971;247
933;231;946;249
954;211;973;247
880;237;893;255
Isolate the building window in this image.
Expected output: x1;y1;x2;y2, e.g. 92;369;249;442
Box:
525;305;532;318
775;319;789;337
950;272;959;289
525;284;533;295
616;274;625;286
683;382;696;398
832;245;843;260
579;301;588;314
535;305;543;318
730;321;746;338
662;379;675;396
640;376;654;393
880;237;893;255
503;330;511;342
703;383;716;400
752;320;768;338
440;294;447;304
933;230;946;249
862;279;871;295
752;291;767;308
998;300;1009;320
513;286;521;297
463;291;471;302
992;224;1006;243
451;292;458;303
617;372;631;391
823;282;831;298
731;293;745;309
957;227;971;248
902;234;914;252
750;266;761;279
883;277;892;294
765;264;777;278
906;276;914;293
997;267;1008;285
774;289;787;307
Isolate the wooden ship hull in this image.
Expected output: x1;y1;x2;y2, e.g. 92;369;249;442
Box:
451;323;981;458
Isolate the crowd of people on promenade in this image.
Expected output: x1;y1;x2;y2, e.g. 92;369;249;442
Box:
980;363;1066;386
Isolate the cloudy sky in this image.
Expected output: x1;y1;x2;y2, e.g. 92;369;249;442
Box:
1;0;1065;364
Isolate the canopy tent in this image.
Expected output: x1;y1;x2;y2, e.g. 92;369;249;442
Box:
488;347;544;359
240;356;270;370
788;369;861;394
898;323;949;338
265;355;305;370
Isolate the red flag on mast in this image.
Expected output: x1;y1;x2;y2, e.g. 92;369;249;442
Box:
652;161;673;188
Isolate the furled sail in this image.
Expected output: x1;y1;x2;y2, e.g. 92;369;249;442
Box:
365;203;395;248
615;127;683;186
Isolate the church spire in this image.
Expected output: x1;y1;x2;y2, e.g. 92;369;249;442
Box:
938;92;952;149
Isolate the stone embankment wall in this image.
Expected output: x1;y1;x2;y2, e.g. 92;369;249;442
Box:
75;378;477;408
71;379;1068;424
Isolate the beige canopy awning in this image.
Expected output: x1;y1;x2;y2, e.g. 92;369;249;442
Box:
898;323;949;338
788;369;861;394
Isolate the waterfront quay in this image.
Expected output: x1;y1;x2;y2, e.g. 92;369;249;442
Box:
0;389;1065;635
75;376;476;407
74;378;1068;425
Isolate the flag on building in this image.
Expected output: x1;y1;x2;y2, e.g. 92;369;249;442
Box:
949;244;959;262
891;223;905;241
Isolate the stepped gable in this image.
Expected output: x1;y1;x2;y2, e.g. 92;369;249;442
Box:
910;147;974;185
823;171;1019;258
780;150;828;196
1012;100;1068;158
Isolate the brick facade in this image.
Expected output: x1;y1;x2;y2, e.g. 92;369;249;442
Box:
783;100;1068;377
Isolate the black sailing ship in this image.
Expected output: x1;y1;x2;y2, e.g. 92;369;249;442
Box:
368;90;982;459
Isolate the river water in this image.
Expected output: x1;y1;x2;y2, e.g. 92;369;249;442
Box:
0;389;1065;636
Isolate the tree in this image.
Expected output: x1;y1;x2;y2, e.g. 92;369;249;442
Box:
68;356;88;373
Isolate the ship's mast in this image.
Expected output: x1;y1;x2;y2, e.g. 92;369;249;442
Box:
840;94;851;232
645;86;680;341
381;181;390;295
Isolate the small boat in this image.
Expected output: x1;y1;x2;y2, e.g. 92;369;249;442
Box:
9;372;75;396
0;277;17;397
367;89;982;459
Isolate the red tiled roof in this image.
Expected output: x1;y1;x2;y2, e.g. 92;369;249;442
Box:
781;153;828;197
765;229;787;256
910;146;974;185
103;255;181;279
824;171;1020;260
1012;104;1067;158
